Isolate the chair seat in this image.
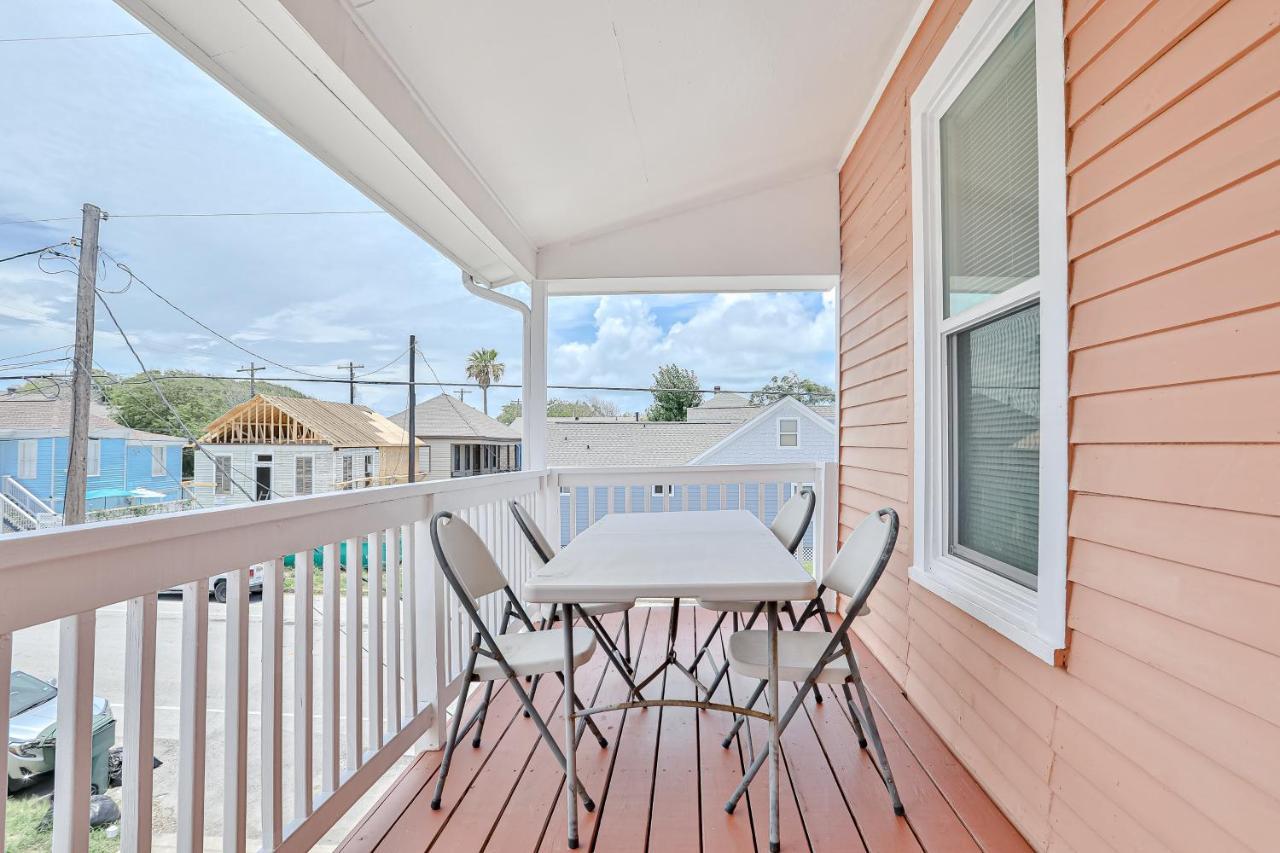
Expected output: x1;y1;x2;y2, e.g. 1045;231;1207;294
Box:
696;599;764;613
727;630;850;684
535;601;633;620
474;628;597;680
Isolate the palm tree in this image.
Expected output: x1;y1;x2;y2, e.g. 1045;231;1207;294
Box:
465;348;505;415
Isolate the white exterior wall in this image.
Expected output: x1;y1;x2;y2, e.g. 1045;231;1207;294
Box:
691;403;835;467
192;444;341;506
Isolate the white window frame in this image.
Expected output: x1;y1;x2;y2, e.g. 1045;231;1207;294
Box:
214;454;233;496
909;0;1068;664
17;440;38;480
295;454;315;496
777;417;800;448
87;439;101;477
150;445;165;477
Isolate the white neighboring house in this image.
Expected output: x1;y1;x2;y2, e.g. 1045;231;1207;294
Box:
391;393;522;480
192;394;421;506
687;395;835;466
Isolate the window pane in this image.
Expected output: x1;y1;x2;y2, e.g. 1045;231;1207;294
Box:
951;304;1039;585
940;5;1038;317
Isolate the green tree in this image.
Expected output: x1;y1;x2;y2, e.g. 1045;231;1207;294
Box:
647;364;701;421
497;399;522;425
749;371;835;406
101;371;305;438
497;396;623;425
464;348;505;416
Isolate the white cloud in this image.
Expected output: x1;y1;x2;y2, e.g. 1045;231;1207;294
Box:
550;291;835;405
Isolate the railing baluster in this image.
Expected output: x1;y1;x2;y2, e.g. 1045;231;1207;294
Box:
569;487;578;542
122;593;157;853
0;633;10;848
403;524;419;719
53;610;96;852
321;543;341;792
757;482;765;520
177;579;208;853
386;527;402;734
225;567;250;853
367;530;384;748
262;559;284;848
345;537;364;768
294;550;314;819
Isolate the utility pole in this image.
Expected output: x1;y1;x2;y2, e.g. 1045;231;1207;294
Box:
236;361;262;396
456;387;468;404
65;203;101;527
407;335;417;483
338;361;364;405
54;202;101;853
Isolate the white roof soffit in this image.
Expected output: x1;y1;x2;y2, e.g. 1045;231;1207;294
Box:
116;0;925;294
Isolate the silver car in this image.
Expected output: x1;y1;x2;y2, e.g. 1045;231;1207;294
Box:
8;671;116;794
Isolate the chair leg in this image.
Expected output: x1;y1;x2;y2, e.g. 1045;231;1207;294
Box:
582;613;645;701
622;608;632;664
721;679;767;748
432;646;477;809
470;682;495;748
843;641;902;814
506;674;597;813
552;671;609;748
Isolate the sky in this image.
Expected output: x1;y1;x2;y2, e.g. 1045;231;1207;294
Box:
0;0;835;420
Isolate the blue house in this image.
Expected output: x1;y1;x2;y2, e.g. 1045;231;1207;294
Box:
0;392;187;531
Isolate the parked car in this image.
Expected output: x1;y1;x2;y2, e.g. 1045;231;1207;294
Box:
8;671;116;794
163;564;264;603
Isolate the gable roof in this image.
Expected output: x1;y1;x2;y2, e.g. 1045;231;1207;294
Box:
199;394;418;447
687;396;835;465
0;393;185;443
391;393;520;442
546;419;738;467
700;390;752;409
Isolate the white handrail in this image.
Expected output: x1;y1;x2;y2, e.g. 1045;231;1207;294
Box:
0;462;828;851
1;475;54;518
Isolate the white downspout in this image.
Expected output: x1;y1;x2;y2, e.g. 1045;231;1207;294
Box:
459;273;546;471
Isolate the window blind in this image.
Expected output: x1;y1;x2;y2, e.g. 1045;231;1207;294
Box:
940;5;1039;318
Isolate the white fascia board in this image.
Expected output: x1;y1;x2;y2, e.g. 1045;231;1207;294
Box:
118;0;535;285
537;171;839;293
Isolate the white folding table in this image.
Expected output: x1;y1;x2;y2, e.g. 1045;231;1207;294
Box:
525;510;816;852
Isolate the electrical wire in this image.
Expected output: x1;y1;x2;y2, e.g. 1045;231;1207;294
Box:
0;243;71;264
2;210;384;226
0;32;152;43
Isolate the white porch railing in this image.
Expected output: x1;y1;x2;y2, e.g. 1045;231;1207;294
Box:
0;461;834;851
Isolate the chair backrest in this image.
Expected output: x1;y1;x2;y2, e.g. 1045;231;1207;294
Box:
509;499;555;564
430;511;508;603
822;508;899;610
769;488;816;554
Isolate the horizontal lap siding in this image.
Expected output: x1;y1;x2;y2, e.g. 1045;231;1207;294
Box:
838;1;1280;851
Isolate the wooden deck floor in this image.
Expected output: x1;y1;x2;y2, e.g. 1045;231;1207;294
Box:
338;606;1032;853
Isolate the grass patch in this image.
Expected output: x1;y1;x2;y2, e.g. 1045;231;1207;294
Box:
4;795;120;853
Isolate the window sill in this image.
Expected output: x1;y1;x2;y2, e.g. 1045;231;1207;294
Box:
908;556;1061;665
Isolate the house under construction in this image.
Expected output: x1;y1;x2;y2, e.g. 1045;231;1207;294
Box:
192;394;421;505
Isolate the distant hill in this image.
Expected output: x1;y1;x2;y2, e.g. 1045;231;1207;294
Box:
17;372;309;439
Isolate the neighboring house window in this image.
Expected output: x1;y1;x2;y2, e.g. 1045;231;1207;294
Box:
340;455;354;490
17;440;37;479
295;455;314;496
214;454;232;496
151;446;165;477
651;484;673;496
909;0;1067;663
363;453;374;486
778;418;799;448
416;446;430;474
87;439;101;477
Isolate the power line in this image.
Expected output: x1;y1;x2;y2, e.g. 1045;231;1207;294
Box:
2;210;384;226
0;32;152;44
0;242;71;264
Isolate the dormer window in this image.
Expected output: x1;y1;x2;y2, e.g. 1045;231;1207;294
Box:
778;418;799;447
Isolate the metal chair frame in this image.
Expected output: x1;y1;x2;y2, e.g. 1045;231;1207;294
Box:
428;511;608;812
721;508;904;817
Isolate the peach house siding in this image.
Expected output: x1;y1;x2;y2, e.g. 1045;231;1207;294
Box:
837;1;1280;851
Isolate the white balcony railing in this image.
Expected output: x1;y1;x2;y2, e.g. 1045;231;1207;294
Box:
0;461;834;851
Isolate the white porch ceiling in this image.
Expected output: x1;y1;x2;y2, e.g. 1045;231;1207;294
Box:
116;0;924;293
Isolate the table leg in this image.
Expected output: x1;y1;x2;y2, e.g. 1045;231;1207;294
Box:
562;603;579;849
767;601;780;853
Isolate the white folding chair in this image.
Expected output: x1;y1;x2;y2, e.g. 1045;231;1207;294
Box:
690;488;817;701
508;500;645;708
429;510;607;811
721;508;904;816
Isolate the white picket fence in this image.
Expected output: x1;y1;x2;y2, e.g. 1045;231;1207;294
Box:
0;462;834;851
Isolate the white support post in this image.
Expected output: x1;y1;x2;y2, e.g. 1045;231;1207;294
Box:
177;579;208;853
262;559;284;849
224;568;250;853
293;551;314;819
321;544;340;792
522;280;549;471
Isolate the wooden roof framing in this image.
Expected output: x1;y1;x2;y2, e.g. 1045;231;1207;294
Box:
198;395;420;448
